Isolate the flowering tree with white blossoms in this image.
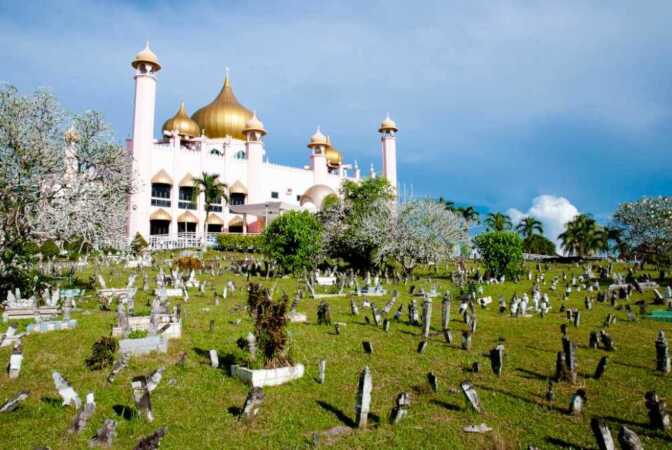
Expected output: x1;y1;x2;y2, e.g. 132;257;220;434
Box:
613;196;672;265
371;199;470;275
0;85;132;294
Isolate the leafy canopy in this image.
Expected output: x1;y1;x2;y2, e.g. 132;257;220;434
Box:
474;231;524;279
262;210;323;273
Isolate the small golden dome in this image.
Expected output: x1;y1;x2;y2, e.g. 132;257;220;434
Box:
162;102;201;137
64;126;80;144
191;74;253;140
307;127;327;148
132;41;161;71
243;111;266;135
325;145;342;167
378;114;398;133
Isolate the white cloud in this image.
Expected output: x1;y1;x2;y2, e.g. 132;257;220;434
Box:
507;195;579;249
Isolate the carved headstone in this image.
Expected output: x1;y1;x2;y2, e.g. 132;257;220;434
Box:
389;392;410;425
355;367;372;428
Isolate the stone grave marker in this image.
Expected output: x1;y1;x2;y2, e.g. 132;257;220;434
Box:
355;367;372;428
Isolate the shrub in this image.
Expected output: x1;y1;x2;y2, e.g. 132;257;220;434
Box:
248;283;291;368
40;239;60;258
22;241;40;255
523;234;557;256
130;232;148;255
262;210;323;273
127;329;148;339
474;231;524;279
85;336;118;370
216;234;262;253
173;256;203;271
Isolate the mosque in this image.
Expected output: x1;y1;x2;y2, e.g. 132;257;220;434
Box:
126;43;398;248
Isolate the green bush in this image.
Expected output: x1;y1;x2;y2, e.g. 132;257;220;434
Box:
262;210;323;273
130;232;148;255
474;231;524;279
216;233;263;253
65;237;92;255
85;336;118;370
523;234;557;256
40;239;60;258
21;241;40;255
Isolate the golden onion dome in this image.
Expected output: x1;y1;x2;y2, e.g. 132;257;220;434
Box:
131;41;161;71
162;102;201;137
191;74;252;140
307;127;327;148
243;111;266;135
378;114;398;133
325;145;342;167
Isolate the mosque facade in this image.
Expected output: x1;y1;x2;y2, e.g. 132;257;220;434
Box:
126;43;398;247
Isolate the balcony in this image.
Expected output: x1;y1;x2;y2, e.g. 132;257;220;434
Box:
151;198;171;207
178;201;197;210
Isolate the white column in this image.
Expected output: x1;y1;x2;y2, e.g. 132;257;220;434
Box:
381;135;397;193
311;145;328;186
246;140;264;204
128;70;157;241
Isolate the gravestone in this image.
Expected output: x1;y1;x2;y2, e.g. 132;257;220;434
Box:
594;356;608;380
134;427;167;450
443;329;453;344
355;367;372;428
655;330;671;374
209;350;219;368
70;392;95;434
317;359;327;384
569;389;587;415
417;340;428;354
240;387;264;422
591;418;616;450
362;341;373;354
562;337;578;383
389;392;410;425
427;372;438;393
617;426;643;450
89;418;116;448
490;344;504;376
422;296;432;338
441;294;451;330
462;331;472;351
317;301;332;325
461;381;481;413
52;371;81;409
0;390;29;413
644;391;671;430
8;344;22;379
132;376;154;421
107;354;130;383
545;379;554;402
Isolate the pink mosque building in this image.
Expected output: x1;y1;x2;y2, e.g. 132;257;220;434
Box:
126;43;398;248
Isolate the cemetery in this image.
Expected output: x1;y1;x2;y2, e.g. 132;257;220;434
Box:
0;249;671;449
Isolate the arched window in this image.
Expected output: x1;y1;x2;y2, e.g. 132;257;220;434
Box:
234;150;246;160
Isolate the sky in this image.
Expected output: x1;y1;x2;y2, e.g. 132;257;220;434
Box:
1;0;671;242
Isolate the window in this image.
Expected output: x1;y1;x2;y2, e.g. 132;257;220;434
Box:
150;219;169;236
210;148;223;156
271;191;279;199
234;150;246;160
178;222;196;233
151;183;171;207
296;195;301;202
207;194;224;212
230;193;246;205
178;187;197;210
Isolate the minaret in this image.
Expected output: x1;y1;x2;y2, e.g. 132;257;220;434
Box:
243;111;267;205
128;42;161;241
379;114;398;194
308;127;328;185
63;126;80;183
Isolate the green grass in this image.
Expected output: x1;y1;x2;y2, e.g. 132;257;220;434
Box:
1;258;671;449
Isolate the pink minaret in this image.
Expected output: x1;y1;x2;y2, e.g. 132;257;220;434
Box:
379;114;398;194
244;111;267;205
128;42;161;240
308;127;328;185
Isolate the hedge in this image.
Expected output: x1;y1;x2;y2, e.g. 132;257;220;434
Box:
216;234;263;253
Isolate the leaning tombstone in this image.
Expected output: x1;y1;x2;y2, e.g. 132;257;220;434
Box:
594;356;608;380
355;367;372;428
89;418;117;448
617;426;643;450
107;354;130;383
427;372;438;393
0;390;29;413
240;387;264;422
131;376;154;421
591;417;616;450
362;341;373;354
417;340;428;354
462;331;472;351
389;392;410;425
461;381;481;412
52;371;81;409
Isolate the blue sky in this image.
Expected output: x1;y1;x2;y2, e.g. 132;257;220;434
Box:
1;0;671;240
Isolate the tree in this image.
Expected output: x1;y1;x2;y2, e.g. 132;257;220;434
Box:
613;196;672;265
460;206;480;225
558;213;603;257
0;86;132;296
262;210;323;273
375;199;470;275
484;212;513;232
130;232;148;255
516;216;543;238
321;177;394;271
474;231;524;279
192;172;228;249
522;234;556;255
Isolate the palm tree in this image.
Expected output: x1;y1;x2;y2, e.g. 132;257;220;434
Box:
558;214;603;257
516;216;543;238
484;212;512;232
193;172;229;249
460;206;480;224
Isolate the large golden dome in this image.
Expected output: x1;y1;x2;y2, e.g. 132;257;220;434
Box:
162;102;200;137
191;75;252;140
325;145;342;167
